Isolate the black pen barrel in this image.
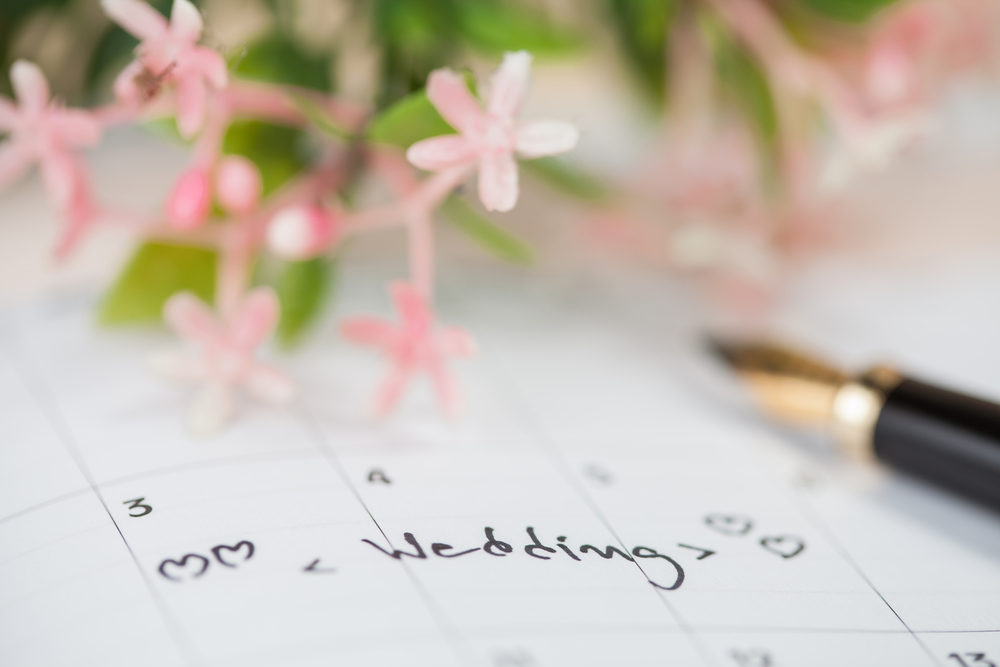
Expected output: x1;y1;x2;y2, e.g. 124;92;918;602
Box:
873;378;1000;511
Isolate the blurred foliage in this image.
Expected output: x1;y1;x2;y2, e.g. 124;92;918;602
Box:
274;256;333;347
605;0;677;105
706;15;778;145
794;0;901;23
2;0;905;340
232;33;331;91
99;241;217;324
370;0;579;106
222;120;311;196
521;156;609;202
440;195;534;265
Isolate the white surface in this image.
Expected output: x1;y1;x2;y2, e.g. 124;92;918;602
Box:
1;259;999;667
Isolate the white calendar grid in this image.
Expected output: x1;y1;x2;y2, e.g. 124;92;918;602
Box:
2;279;1000;667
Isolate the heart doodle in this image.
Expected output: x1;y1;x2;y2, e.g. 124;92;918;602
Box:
158;554;210;581
212;541;255;567
704;513;753;536
760;535;805;559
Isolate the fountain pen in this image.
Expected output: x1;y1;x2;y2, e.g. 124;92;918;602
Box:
711;341;1000;511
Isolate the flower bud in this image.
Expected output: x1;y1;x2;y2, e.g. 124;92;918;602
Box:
215;156;262;216
267;205;340;260
165;168;211;229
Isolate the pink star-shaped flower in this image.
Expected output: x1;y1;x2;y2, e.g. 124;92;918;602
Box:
341;282;476;416
0;60;100;203
150;287;294;434
406;51;579;212
102;0;228;138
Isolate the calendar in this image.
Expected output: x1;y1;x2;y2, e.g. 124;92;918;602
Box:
2;272;999;667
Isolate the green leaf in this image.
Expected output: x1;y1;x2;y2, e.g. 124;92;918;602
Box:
275;257;332;347
794;0;900;23
289;93;354;141
366;71;476;148
222;120;310;196
606;0;678;104
99;241;217;325
440;195;533;265
366;88;455;148
521;157;608;201
371;0;464;105
456;2;581;56
710;23;778;145
232;33;332;91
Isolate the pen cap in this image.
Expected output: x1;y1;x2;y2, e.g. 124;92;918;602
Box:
874;377;1000;511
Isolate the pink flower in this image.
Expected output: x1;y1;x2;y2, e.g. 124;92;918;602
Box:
267;204;341;260
164;166;211;229
102;0;228;138
406;51;579;212
0;60;101;202
215;155;262;216
150;288;294;434
341;282;476;416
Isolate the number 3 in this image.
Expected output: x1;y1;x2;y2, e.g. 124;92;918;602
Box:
123;497;152;517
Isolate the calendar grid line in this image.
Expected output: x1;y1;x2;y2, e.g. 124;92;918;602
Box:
785;484;947;667
295;401;475;667
5;323;205;667
0;486;91;527
0;450;322;528
484;370;723;667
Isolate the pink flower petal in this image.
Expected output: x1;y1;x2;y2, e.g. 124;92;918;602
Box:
514;120;579;159
389;282;431;330
230;288;279;351
341;318;396;347
48;110;103;149
0;141;33;190
406;135;477;172
165;167;211;229
52;177;97;260
374;362;414;416
170;0;203;43
215;155;261;216
39;150;80;208
175;74;207;139
427;355;459;417
487;51;532;118
101;0;168;40
0;98;18;131
163;292;220;344
188;383;232;435
148;349;205;381
10;60;50;115
437;327;477;357
267;205;339;260
243;364;296;404
426;69;483;134
190;47;228;90
477;151;519;212
112;61;144;103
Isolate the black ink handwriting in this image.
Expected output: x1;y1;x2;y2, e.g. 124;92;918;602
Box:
123;497;152;517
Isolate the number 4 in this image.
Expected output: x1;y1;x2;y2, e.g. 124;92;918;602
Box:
950;653;997;667
123;497;152;517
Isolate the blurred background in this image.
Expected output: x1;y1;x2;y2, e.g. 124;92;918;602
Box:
1;0;999;349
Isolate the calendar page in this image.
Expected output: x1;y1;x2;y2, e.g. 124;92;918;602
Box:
2;270;999;667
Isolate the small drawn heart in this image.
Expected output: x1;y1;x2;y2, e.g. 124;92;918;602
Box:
760;535;805;559
704;513;753;536
158;554;210;581
212;541;255;567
